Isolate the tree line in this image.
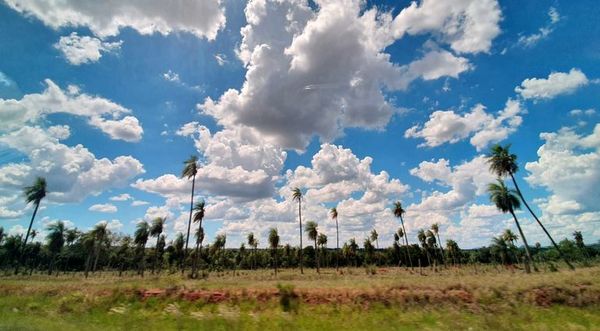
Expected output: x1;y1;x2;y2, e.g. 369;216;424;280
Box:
1;144;597;277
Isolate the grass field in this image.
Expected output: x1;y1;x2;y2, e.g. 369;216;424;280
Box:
1;265;599;330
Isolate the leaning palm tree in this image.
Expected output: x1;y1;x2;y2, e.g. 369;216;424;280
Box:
330;207;340;270
268;228;280;275
247;232;258;270
150;217;166;274
393;201;413;269
488;179;534;273
181;155;199;270
488;144;574;270
134;221;150;277
16;177;47;274
292;187;304;274
305;221;319;273
431;223;445;265
46;221;65;275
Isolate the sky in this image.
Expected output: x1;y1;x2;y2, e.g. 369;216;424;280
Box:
1;0;599;249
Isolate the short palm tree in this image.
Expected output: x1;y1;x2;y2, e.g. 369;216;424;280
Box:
268;228;280;275
330;207;340;270
445;239;460;266
292;187;304;274
16;177;47;274
488;179;534;273
305;221;319;273
317;233;327;268
134;221;150;277
191;226;204;278
417;229;432;267
396;228;409;268
181;155;199;270
150;217;166;274
370;229;379;249
503;228;521;265
46;221;65;275
488;144;574;270
91;222;108;273
191;200;205;278
431;223;445;265
393;201;413;269
247;232;258;270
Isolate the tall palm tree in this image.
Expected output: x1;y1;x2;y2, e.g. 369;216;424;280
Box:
16;177;47;274
191;200;205;278
393;201;413;269
90;222;108;273
431;223;445;265
134;221;150;277
247;232;258;270
330;207;340;270
268;228;280;275
317;233;328;268
181;155;199;270
292;187;304;274
150;217;166;274
370;229;379;249
488;179;534;273
305;221;319;273
487;144;574;270
46;221;65;275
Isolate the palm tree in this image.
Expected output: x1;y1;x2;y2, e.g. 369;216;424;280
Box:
150;217;166;274
488;179;534;273
0;226;5;245
317;233;328;268
90;222;108;273
268;228;280;275
211;234;226;268
134;221;150;277
247;232;258;270
173;233;185;272
82;232;96;278
330;207;340;270
191;200;205;278
370;229;379;249
348;238;359;267
116;236;132;277
417;229;432;267
305;221;319;273
397;228;409;268
181;155;199;270
46;221;65;275
393;201;413;269
573;231;588;259
491;236;510;265
487;144;574;270
364;238;375;264
503;229;521;265
431;223;445;265
446;239;460;266
16;177;47;274
292;187;304;274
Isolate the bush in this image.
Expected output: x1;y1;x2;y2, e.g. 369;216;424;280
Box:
277;284;299;313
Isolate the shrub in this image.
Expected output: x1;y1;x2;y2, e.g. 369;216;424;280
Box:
277;284;299;313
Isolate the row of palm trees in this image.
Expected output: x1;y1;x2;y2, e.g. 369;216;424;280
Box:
7;145;582;276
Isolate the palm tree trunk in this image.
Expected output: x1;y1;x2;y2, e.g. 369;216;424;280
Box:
399;216;413;269
183;174;196;274
298;200;304;274
15;201;40;275
93;244;101;273
84;252;92;278
192;240;200;278
314;238;320;273
335;218;339;271
509;173;574;270
509;209;534;274
436;233;445;265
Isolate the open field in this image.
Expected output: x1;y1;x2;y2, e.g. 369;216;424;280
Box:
1;264;600;330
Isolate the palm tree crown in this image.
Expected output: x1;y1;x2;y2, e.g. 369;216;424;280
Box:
488;180;521;213
193;200;206;223
181;155;198;179
24;177;47;204
305;221;318;241
393;201;405;218
150;217;166;237
487;144;518;177
268;228;280;249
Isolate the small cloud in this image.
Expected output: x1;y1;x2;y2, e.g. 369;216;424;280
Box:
215;53;228;66
109;193;132;201
89;203;118;213
517;7;561;48
131;200;149;207
163;70;180;83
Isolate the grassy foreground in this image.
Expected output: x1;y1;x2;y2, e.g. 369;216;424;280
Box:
1;265;600;330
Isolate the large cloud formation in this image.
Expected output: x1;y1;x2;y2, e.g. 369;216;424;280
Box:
201;0;500;150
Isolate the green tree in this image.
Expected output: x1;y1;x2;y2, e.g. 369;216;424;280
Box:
268;228;280;275
181;155;199;271
150;217;166;274
317;233;328;268
431;223;445;265
134;221;150;277
330;207;340;270
305;221;319;273
370;229;379;249
91;222;108;273
488;144;574;270
45;221;65;275
292;187;304;274
247;232;258;270
488;179;534;273
393;201;413;269
16;177;47;274
445;239;460;266
191;200;206;278
417;229;432;267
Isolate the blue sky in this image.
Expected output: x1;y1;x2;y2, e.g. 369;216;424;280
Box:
1;0;599;249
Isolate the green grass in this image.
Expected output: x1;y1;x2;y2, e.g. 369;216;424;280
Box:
1;265;599;330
